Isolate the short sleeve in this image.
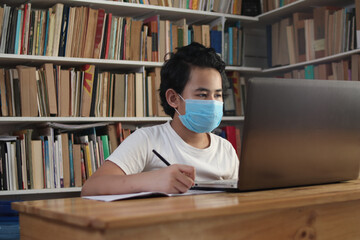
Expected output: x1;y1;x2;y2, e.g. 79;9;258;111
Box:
106;129;150;175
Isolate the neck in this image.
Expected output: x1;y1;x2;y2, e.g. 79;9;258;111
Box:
170;116;210;149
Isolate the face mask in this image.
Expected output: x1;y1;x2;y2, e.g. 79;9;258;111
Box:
175;95;224;133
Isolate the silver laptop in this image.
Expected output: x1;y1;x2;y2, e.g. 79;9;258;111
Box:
193;77;360;191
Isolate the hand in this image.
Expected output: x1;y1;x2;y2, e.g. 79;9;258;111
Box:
144;164;195;194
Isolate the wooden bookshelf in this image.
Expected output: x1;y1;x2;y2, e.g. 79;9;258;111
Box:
0;0;253;199
1;0;355;199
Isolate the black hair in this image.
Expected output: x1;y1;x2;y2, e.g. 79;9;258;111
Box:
159;42;227;117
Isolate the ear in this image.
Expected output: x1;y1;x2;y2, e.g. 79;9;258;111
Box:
165;89;180;109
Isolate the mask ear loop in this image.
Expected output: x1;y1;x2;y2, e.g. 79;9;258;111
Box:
174;94;185;116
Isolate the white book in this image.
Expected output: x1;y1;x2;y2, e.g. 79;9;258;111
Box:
83;190;223;202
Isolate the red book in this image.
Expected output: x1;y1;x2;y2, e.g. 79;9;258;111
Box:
222;126;237;153
104;13;112;59
93;9;105;59
20;4;28;54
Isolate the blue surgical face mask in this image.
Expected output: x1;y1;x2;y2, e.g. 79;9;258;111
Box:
174;95;224;133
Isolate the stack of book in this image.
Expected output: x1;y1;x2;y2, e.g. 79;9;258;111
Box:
267;6;357;67
0;64;167;118
0;122;130;191
0;3;231;63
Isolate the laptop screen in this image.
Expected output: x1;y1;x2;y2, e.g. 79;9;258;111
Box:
238;78;360;191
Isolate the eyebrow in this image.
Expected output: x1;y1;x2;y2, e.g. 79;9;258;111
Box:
195;87;223;92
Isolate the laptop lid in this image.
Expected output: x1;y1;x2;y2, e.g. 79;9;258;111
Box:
237;77;360;191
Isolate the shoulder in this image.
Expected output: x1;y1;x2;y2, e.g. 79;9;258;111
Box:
134;121;170;137
210;133;233;148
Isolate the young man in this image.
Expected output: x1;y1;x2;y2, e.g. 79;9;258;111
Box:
81;43;239;196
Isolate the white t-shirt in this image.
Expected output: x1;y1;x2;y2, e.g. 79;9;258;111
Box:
107;121;239;181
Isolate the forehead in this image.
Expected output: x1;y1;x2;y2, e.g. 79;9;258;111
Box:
185;67;222;90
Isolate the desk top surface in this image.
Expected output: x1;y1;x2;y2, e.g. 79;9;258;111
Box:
12;179;360;230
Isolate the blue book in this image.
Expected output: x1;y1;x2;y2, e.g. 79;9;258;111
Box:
43;9;50;56
14;10;22;54
228;27;233;65
188;29;191;44
68;133;74;187
266;25;272;68
0;216;18;222
0;222;20;239
305;65;315;79
210;30;222;55
0;201;19;216
44;137;50;188
169;22;173;52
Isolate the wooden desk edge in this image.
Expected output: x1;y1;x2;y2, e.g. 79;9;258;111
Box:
12;180;360;230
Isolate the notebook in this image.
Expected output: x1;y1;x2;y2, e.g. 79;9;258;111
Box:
193;77;360;191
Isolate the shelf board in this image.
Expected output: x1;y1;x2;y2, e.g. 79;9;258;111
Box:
258;0;354;24
0;187;82;196
28;0;257;24
0;54;262;73
225;66;262;73
0;116;244;124
0;54;163;70
262;49;360;74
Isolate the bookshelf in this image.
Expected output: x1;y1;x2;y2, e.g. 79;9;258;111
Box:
0;0;254;200
260;0;359;81
258;0;354;23
1;0;356;200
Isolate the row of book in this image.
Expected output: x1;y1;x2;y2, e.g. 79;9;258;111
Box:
277;55;360;81
0;121;241;191
224;71;246;116
268;6;358;67
0;3;243;66
0;63;167;118
0;122;132;191
109;0;245;15
262;0;297;13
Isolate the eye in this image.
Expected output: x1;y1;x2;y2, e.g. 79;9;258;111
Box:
197;93;207;98
215;93;223;98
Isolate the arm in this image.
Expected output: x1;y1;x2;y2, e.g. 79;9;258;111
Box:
81;160;195;196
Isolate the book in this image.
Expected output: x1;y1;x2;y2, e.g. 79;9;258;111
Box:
31;139;43;189
81;64;95;117
59;69;70;117
101;135;110;160
72;143;82;187
42;63;57;116
83;8;97;58
93;9;105;59
59;133;70;188
83;190;223;202
113;73;126;117
135;72;144;117
52;3;64;56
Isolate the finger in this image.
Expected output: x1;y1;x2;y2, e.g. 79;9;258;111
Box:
176;164;196;180
175;171;194;189
173;178;191;193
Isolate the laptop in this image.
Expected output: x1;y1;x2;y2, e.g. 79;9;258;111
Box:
192;77;360;191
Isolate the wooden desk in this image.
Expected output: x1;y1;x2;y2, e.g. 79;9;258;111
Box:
12;180;360;240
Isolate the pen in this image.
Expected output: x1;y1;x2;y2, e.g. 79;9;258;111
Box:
152;149;171;166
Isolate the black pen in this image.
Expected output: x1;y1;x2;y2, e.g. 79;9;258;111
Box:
152;149;171;166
